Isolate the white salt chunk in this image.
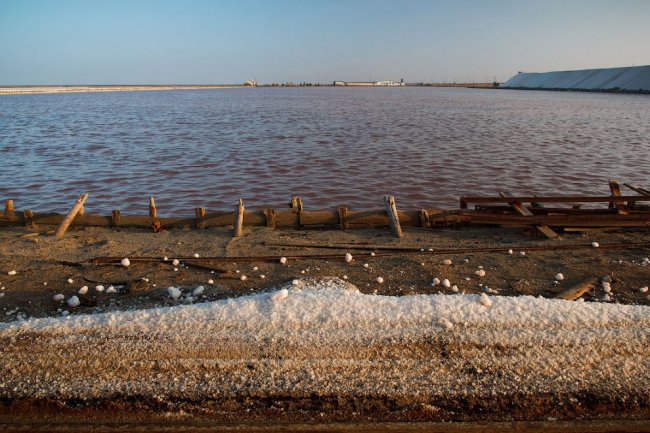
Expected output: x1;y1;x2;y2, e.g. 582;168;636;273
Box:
253;267;258;271
291;279;300;286
555;273;564;281
106;286;117;294
507;249;513;255
240;275;247;281
442;279;451;288
479;293;492;307
431;277;440;286
173;268;179;272
95;285;105;292
172;259;180;266
167;287;182;300
193;253;200;258
475;269;486;277
363;263;369;268
520;251;526;256
78;286;88;295
342;275;348;280
7;270;16;276
67;296;80;308
271;289;289;302
260;275;266;279
345;253;353;263
451;285;459;293
120;258;130;267
376;277;384;284
163;256;168;261
208;279;214;285
442;259;452;265
192;286;205;296
603;285;612;293
280;257;287;264
592;242;599;248
640;286;648;293
370;252;376;257
67;278;74;284
53;294;65;302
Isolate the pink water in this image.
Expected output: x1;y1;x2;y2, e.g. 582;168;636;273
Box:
1;87;649;215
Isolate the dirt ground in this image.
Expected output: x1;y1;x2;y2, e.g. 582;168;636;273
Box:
1;224;649;321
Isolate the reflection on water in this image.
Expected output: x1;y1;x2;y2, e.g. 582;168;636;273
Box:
1;87;649;215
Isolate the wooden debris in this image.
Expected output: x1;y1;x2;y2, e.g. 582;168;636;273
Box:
149;197;157;218
461;194;647;205
338;207;349;230
234;198;245;237
419;209;430;228
608;179;629;215
554;278;599;300
54;193;88;238
290;196;303;212
264;208;276;228
499;191;560;239
384;195;403;238
195;207;206;229
624;183;650;196
5;199;14;215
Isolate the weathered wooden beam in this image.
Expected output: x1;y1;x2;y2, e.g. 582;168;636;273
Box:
461;195;649;205
419;209;430;228
499;192;560;239
233;198;245;237
290;196;304;212
264;208;276;228
608;179;628;215
149;197;157;218
554;278;599;300
384;195;403;238
5;199;15;215
623;183;650;196
195;207;206;229
54;193;88;238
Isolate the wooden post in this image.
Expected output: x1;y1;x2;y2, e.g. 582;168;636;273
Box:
338;207;349;230
78;203;85;215
384;195;403;238
149;197;157;218
459;196;468;209
111;209;121;226
554;278;599;301
54;193;88;238
290;196;303;212
195;207;206;229
23;209;34;228
419;209;430;228
234;198;245;237
264;208;276;228
608;179;629;215
5;199;14;215
499;191;559;239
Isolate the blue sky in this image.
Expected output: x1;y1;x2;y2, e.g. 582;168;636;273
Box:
1;0;649;84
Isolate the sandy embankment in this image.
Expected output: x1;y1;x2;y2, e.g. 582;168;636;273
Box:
0;224;649;424
0;85;247;95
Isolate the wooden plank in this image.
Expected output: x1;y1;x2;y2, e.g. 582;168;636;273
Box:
23;209;34;228
461;195;649;205
290;196;303;212
554;278;599;300
149;197;157;218
233;199;245;237
264;208;276;228
111;210;121;226
466;211;650;227
623;183;650;196
608;179;629;215
384;195;403;238
499;192;559;238
54;193;88;238
419;209;430;228
5;199;14;214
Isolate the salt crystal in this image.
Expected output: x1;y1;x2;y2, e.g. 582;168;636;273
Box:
120;258;130;267
53;294;65;302
271;289;289;302
475;269;486;277
603;293;611;301
192;286;205;296
442;279;451;288
363;263;369;268
7;270;16;276
301;270;305;274
375;276;384;284
208;279;214;285
555;273;564;281
163;256;169;261
520;251;526;256
370;252;376;256
43;282;47;286
442;259;452;265
67;278;73;284
451;285;459;293
172;259;180;266
253;267;259;271
479;293;492;307
640;286;648;293
167;287;182;300
95;285;105;292
280;257;287;264
603;285;611;293
236;270;240;273
61;310;69;316
67;296;80;308
342;275;348;280
240;275;247;281
173;268;179;272
345;253;353;263
592;242;599;248
78;286;88;295
291;279;300;285
507;249;513;255
260;275;266;279
193;253;200;258
432;277;440;286
106;286;117;293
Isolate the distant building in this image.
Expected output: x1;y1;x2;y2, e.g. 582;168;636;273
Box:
244;80;257;87
334;79;405;87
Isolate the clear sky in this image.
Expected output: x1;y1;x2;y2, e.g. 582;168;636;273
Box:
1;0;649;85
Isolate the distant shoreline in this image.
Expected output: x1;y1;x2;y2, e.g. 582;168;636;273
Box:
0;83;497;95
